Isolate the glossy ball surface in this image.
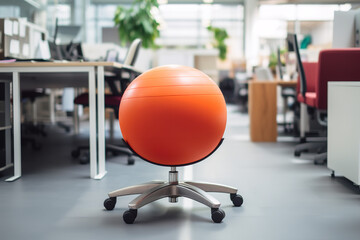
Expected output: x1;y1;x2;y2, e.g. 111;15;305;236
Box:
119;65;226;166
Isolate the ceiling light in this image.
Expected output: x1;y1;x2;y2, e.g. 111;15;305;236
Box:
339;4;352;11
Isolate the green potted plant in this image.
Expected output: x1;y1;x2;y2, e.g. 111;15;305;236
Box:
113;0;160;49
268;49;286;75
207;25;229;60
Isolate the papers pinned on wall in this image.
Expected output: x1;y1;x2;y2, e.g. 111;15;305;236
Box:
4;19;12;36
22;43;30;57
9;39;19;55
19;20;26;38
13;21;19;36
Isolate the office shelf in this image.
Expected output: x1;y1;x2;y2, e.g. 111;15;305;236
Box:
0;125;12;131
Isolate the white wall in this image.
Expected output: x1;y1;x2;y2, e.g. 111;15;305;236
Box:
310;21;333;46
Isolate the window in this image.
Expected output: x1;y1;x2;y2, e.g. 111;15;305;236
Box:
259;4;351;21
158;3;244;56
86;3;244;58
46;4;71;39
258;4;352;48
86;4;120;44
0;6;20;18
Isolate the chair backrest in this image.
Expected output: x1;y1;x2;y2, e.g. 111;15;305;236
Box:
288;33;307;97
123;38;142;66
316;48;360;110
105;49;119;62
254;67;274;81
104;39;142;97
296;62;318;94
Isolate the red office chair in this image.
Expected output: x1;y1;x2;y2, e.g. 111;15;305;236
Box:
291;33;360;163
71;39;142;164
311;48;360;167
296;62;318;109
103;65;243;224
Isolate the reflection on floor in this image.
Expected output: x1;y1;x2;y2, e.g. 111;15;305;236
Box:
1;104;360;240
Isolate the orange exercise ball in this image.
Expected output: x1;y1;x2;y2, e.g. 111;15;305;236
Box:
119;65;227;166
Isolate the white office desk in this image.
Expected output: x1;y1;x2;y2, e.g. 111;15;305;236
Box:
328;82;360;185
0;61;133;181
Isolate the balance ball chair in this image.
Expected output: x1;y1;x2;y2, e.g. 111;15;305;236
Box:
103;65;243;224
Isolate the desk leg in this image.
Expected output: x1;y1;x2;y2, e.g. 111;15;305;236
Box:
4;82;13;170
88;68;98;179
95;66;107;179
73;88;80;135
6;72;21;182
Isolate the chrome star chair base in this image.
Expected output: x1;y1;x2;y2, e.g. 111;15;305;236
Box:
104;167;243;224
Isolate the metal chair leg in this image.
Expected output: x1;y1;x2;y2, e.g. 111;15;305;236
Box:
105;168;242;224
108;181;166;198
128;183;173;209
178;183;221;208
127;182;221;210
184;181;238;194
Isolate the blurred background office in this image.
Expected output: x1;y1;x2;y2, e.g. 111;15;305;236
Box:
2;1;360;239
1;0;360;167
0;1;356;75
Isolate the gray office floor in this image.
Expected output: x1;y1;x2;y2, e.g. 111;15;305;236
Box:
1;105;360;240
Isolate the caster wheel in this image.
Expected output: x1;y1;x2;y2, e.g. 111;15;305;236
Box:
104;197;117;210
127;156;135;165
230;193;243;207
294;151;301;157
123;209;137;224
79;153;90;165
211;208;225;223
71;149;80;158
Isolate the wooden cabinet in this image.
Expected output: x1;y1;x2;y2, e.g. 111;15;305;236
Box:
249;81;277;142
248;80;297;142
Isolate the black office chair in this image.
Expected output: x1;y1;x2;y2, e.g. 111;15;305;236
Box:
71;39;142;164
277;48;296;133
288;33;327;164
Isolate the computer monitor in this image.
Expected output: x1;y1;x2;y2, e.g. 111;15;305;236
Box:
56;25;81;44
286;34;295;52
48;19;83;61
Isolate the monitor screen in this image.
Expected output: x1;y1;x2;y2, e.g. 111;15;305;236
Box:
286;34;295;52
56;25;81;44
